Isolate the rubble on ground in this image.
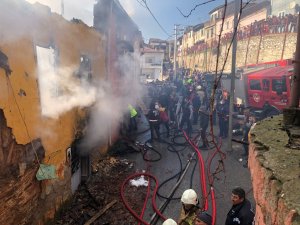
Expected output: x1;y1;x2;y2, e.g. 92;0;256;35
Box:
53;156;147;225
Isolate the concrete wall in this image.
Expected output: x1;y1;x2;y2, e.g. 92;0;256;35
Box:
248;116;300;225
0;0;106;224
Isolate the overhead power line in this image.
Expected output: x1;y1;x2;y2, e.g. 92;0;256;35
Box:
177;0;217;18
136;0;172;38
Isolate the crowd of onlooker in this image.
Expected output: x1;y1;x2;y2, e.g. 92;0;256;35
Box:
183;14;298;54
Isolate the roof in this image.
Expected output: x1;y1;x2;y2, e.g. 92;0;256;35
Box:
141;46;164;53
247;66;293;79
209;0;235;15
241;1;270;19
149;38;168;44
208;0;262;17
193;23;204;31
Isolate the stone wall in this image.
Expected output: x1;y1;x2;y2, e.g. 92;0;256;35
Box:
248;116;300;225
180;32;297;72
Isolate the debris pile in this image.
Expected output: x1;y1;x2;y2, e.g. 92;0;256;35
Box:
54;157;147;225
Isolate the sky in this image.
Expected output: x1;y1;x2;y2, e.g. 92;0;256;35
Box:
119;0;224;41
25;0;225;41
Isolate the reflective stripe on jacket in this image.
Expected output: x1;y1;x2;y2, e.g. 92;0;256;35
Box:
128;104;138;118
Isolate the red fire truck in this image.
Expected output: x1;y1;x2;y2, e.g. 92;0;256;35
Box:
222;60;295;119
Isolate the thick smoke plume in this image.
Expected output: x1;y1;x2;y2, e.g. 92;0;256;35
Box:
81;51;145;150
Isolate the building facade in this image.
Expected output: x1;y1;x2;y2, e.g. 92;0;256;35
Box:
0;0;106;224
140;47;164;82
271;0;300;16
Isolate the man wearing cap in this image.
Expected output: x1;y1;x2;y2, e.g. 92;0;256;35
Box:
225;187;255;225
194;211;212;225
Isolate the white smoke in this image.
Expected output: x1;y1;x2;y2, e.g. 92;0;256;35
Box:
119;0;137;17
37;48;146;150
36;46;97;119
25;0;95;26
26;0;61;14
82;51;145;149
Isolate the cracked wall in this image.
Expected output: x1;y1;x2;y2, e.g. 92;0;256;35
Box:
0;109;44;225
248;115;300;225
0;0;106;224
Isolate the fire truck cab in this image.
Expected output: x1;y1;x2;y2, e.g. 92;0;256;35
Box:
246;65;293;114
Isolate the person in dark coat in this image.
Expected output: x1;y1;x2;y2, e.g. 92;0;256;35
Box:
192;92;201;124
198;90;210;149
242;111;255;167
179;97;193;137
194;211;212;225
225;187;255;225
147;102;160;142
217;97;229;138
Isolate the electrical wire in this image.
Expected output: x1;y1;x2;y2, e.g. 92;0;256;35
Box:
137;0;172;38
177;0;217;18
5;75;47;176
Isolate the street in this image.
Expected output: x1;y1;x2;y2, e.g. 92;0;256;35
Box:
118;95;254;225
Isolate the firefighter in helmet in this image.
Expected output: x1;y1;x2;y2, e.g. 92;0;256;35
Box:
163;218;178;225
178;189;200;225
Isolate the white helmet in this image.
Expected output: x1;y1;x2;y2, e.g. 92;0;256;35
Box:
181;189;198;205
162;218;177;225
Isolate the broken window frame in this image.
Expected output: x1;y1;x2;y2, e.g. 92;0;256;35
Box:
75;54;92;83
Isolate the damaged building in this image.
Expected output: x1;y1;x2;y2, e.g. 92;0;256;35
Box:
0;0;108;224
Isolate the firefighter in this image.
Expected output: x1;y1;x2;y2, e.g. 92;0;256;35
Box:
178;189;200;225
163;218;178;225
217;96;229;138
128;104;138;132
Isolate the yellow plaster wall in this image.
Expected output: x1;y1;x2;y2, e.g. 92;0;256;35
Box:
0;0;106;168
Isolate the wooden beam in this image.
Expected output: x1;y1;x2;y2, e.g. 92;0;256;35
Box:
84;200;117;225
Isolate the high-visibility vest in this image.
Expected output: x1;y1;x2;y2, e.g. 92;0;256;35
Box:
128;104;137;118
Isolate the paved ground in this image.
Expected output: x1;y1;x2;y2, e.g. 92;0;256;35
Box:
119;97;254;225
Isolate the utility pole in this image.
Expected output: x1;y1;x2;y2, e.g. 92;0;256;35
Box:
61;0;64;16
228;0;240;150
291;12;300;108
174;24;178;80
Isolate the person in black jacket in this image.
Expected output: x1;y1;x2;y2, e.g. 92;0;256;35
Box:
225;187;255;225
147;102;160;142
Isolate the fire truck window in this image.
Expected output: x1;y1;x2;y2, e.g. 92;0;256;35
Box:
250;79;261;90
262;79;270;91
272;79;287;92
